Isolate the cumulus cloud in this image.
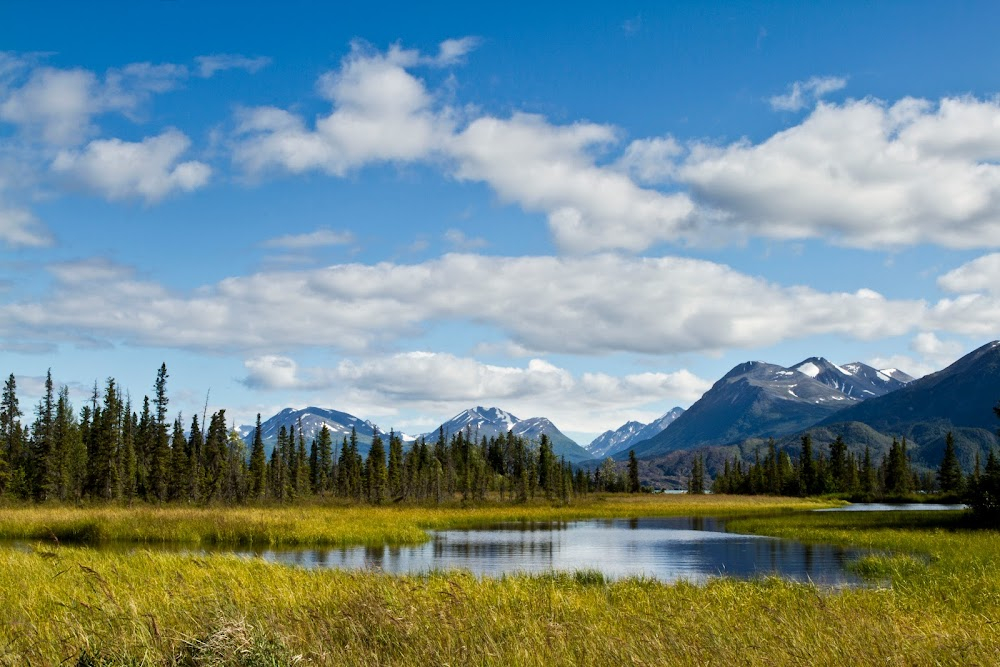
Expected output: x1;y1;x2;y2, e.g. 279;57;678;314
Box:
0;61;187;145
233;41;454;176
195;54;271;78
241;355;310;390
680;96;1000;249
910;331;964;361
51;129;211;202
937;252;1000;294
615;136;682;185
431;37;480;66
241;351;711;434
232;46;1000;253
232;41;695;253
0;202;52;247
922;253;1000;337
451;113;695;253
869;332;969;380
261;228;354;250
769;75;847;111
0;253;927;355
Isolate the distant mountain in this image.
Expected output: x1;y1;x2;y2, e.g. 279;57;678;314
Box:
793;357;911;399
426;406;592;464
587;407;685;458
638;342;999;485
240;407;413;457
625;361;863;459
588;421;645;459
814;340;1000;464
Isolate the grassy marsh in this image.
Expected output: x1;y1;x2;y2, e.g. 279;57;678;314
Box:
1;497;998;665
0;494;834;548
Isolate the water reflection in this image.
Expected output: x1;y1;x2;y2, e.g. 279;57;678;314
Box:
815;503;966;512
243;517;863;585
7;517;867;585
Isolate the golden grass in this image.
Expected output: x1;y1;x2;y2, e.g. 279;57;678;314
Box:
2;497;998;665
0;494;836;548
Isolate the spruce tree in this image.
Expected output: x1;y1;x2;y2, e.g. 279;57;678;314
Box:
387;430;403;500
937;432;963;494
0;373;23;495
829;435;848;493
315;425;332;494
366;429;387;504
249;414;267;499
627;450;640;493
799;434;816;496
30;369;55;500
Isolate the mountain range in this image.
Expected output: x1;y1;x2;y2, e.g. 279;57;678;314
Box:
240;404;593;464
625;357;909;460
424;406;593;464
239;406;415;457
238;341;999;481
586;407;685;458
632;341;1000;486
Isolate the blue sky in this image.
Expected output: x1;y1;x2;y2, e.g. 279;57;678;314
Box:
2;1;999;444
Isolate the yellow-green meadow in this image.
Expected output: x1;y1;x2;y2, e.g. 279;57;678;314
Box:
1;495;997;666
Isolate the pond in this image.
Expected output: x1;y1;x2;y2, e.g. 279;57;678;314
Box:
52;516;864;585
815;503;967;512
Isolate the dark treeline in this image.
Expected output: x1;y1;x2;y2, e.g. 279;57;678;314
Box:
711;434;925;498
0;365;640;505
711;413;1000;520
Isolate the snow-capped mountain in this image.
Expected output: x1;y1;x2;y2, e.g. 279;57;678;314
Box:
587;407;685;458
587;421;646;459
428;406;519;440
426;406;592;464
240;406;413;457
795;357;912;399
626;357;905;459
876;367;916;384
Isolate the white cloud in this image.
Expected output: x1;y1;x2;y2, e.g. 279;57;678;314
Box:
443;228;487;249
232;42;695;253
937;252;1000;295
869;332;968;380
1;67;103;145
431;38;480;66
925;253;1000;337
0;202;52;247
910;331;964;361
261;228;354;250
195;54;272;78
240;351;711;434
680;96;1000;249
866;353;935;380
242;355;309;390
51;129;211;202
615;136;682;185
233;41;454;176
232;45;1000;253
769;75;847;111
1;253;927;356
0;61;187;146
451;113;695;253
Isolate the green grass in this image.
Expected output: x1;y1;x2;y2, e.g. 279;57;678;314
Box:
0;494;835;548
2;497;999;665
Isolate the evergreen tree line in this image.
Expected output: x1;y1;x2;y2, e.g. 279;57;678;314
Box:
0;365;645;505
711;428;1000;508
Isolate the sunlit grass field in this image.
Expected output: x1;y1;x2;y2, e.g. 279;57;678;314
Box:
1;496;998;666
0;494;834;548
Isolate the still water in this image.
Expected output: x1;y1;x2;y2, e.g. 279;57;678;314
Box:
196;517;865;585
815;503;966;512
